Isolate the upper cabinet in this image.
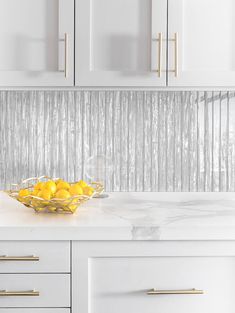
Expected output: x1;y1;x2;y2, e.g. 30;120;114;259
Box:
168;0;235;87
75;0;167;87
0;0;234;87
76;0;235;87
0;0;74;87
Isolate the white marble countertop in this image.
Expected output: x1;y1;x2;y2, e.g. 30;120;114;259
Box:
1;191;235;240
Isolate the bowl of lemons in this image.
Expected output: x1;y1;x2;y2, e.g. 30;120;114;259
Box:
6;176;104;214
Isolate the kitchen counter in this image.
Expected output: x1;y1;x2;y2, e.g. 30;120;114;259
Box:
1;191;235;240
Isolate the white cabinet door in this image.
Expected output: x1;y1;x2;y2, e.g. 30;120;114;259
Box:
0;0;74;86
75;0;167;87
168;0;235;87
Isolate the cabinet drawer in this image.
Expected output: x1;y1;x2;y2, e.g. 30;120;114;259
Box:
91;256;235;313
0;241;70;273
0;274;70;308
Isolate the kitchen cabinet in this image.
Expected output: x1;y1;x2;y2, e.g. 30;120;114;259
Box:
0;0;74;87
75;0;167;87
1;0;234;87
76;0;235;87
0;274;70;307
168;0;235;87
73;241;235;313
1;192;235;312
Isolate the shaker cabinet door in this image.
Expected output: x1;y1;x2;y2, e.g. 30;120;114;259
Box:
0;0;74;86
75;0;167;87
168;0;235;87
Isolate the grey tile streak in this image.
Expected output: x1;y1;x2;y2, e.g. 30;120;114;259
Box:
1;90;235;192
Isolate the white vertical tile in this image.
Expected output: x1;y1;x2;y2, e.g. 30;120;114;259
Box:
74;92;83;181
151;92;159;191
67;91;76;182
105;91;114;191
120;91;129;191
143;92;152;191
113;92;121;191
127;91;136;191
1;90;235;192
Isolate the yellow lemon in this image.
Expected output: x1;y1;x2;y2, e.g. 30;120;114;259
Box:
55;179;63;185
19;189;30;197
34;182;44;191
77;180;88;188
44;180;57;194
56;181;70;191
55;189;71;199
69;184;84;196
31;189;39;196
38;189;51;200
83;186;94;196
41;190;52;200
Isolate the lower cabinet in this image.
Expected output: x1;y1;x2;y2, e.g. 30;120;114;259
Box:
2;240;235;312
0;241;71;311
72;241;235;313
0;274;70;308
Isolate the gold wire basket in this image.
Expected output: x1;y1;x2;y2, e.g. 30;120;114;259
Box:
6;176;104;214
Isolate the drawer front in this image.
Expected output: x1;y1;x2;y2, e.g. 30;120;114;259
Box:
91;257;235;313
0;274;70;308
0;241;70;273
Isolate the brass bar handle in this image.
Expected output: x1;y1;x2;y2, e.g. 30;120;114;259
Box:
157;32;163;77
147;288;204;295
64;33;68;78
0;290;39;297
174;32;178;77
0;256;39;261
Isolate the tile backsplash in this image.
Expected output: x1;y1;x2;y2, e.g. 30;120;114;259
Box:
1;90;235;191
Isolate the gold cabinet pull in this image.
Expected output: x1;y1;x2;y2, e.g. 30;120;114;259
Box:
64;33;68;78
168;32;179;77
147;288;204;295
155;33;178;77
174;32;179;77
157;32;163;77
0;256;39;261
0;290;39;297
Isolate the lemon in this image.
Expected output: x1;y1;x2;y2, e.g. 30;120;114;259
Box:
34;182;44;191
77;180;88;188
19;189;30;197
69;184;83;196
31;189;39;196
55;179;63;185
55;189;71;199
38;189;51;200
56;181;70;191
42;190;52;200
83;186;94;196
44;180;57;194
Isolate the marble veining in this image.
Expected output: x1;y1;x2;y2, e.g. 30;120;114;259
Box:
1;191;235;240
1;91;235;192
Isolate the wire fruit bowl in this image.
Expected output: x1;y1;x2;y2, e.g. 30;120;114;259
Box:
6;176;104;214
